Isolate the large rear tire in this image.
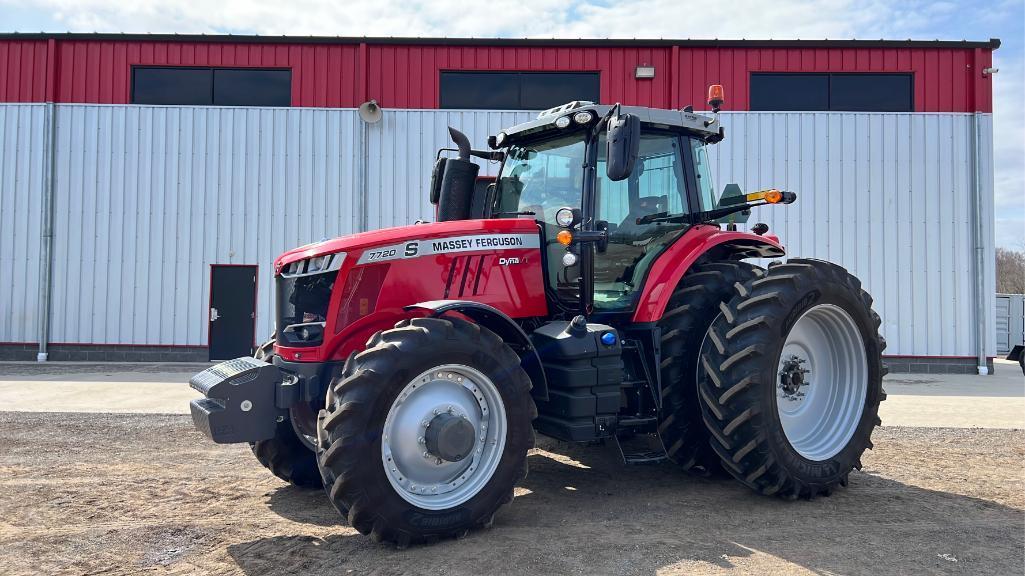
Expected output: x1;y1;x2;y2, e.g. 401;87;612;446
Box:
248;340;322;489
317;317;536;546
658;261;763;474
698;259;887;499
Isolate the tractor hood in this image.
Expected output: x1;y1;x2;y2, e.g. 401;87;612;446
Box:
273;218;541;275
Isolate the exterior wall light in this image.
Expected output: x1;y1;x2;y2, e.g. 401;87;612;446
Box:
635;65;656;79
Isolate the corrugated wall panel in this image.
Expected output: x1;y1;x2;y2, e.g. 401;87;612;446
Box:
708;112;995;356
0;41;50;102
48;104;359;345
0;39;995;113
0;104;44;342
1;104;996;358
364;110;533;230
45;41;361;107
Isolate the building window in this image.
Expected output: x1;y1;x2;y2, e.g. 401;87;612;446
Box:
750;73;913;112
440;71;600;110
131;67;292;107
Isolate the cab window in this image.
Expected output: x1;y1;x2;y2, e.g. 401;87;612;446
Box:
691;138;718;211
593;131;689;310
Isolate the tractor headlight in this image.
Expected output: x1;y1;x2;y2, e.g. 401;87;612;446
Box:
562;251;578;266
281;252;346;278
494;131;507;147
554;115;572;129
573;111;594;124
555;207;576;227
307;256;328;272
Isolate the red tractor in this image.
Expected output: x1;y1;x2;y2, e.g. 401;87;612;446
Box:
190;87;886;546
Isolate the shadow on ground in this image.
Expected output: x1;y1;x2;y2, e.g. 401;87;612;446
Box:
229;438;1024;575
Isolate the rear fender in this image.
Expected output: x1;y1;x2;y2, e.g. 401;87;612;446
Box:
632;225;785;323
405;300;549;402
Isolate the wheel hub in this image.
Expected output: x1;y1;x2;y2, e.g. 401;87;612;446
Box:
778;355;810;399
381;364;507;510
425;412;476;462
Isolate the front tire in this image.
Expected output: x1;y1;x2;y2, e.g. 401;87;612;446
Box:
248;339;322;488
698;259;887;499
317;317;536;546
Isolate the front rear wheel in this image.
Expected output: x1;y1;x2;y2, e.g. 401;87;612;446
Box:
317;317;536;546
698;259;887;499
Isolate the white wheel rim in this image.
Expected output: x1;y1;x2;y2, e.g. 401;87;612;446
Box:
381;364;507;510
776;304;868;462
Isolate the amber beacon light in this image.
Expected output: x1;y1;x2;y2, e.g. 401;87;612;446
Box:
707;84;725;112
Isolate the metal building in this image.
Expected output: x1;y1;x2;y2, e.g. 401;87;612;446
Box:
0;34;999;372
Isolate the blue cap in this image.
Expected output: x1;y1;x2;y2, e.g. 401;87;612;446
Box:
600;331;617;346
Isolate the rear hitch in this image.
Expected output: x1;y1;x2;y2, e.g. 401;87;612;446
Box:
189;357;287;444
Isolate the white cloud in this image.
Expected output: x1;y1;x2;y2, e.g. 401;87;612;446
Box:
3;0;1022;247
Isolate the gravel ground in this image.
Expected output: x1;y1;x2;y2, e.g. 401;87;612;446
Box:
0;412;1021;575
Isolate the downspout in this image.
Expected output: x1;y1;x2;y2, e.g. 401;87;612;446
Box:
37;102;57;362
970;111;988;375
357;41;369;233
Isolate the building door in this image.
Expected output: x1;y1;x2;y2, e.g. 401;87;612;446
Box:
209;265;258;361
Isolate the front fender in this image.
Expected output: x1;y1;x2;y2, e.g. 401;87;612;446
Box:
632;225;784;323
405;300;549;402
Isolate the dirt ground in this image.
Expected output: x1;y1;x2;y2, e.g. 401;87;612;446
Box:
0;412;1022;575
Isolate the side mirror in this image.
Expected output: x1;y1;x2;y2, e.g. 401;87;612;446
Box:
606;113;640;182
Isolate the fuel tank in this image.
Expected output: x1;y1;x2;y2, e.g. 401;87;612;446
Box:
273;218;548;362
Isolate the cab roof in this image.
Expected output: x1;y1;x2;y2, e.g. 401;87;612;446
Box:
499;102;722;144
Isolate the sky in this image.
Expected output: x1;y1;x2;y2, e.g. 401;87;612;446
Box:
2;0;1022;248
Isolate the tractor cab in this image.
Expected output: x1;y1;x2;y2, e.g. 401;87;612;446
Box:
488;101;727;316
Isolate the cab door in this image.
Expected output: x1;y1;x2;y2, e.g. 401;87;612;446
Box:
591;131;691;312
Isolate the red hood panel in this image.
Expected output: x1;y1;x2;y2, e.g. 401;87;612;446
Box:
274;218;540;274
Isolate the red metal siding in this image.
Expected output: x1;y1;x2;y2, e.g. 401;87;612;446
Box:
367;44;672;109
673;46;993;112
48;40;360;107
0;38;994;112
0;40;50;101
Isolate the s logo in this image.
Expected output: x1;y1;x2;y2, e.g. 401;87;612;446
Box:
404;242;419;257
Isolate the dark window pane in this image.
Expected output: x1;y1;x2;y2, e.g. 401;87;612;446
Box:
829;74;912;112
520;73;600;109
132;68;212;105
213;69;291;107
440;72;519;109
750;74;828;111
440;71;600;110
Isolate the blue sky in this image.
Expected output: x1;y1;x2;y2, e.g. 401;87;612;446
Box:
1;0;1022;248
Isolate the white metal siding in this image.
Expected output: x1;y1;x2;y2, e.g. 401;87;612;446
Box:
365;110;533;230
0;104;44;343
0;104;997;357
47;105;359;345
708;112;996;358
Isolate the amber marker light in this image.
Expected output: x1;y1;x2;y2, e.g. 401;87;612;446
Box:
764;189;783;203
556;230;574;245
